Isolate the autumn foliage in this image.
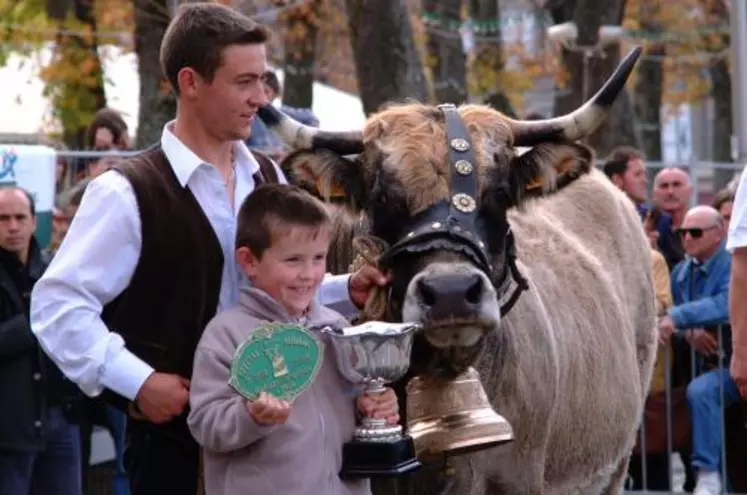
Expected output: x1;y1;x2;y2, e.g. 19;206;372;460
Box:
0;0;733;137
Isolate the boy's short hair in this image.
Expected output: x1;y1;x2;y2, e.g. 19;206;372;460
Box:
160;3;270;96
236;184;331;258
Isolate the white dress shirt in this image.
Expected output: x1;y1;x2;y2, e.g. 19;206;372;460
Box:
30;122;355;402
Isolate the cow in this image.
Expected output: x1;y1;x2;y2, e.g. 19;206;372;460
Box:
258;47;657;494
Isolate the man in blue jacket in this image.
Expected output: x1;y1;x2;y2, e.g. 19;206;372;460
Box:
658;205;738;495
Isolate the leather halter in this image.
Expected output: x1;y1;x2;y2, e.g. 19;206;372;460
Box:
377;103;528;317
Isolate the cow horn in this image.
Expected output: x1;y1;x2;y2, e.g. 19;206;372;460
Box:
509;46;642;147
257;105;364;155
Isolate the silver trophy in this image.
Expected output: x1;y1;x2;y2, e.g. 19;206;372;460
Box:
323;321;422;478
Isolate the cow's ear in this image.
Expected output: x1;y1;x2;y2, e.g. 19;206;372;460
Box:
280;149;367;211
507;141;594;207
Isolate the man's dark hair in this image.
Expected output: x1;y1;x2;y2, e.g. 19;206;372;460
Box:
66;179;90;209
712;187;735;211
262;70;281;97
86;108;129;150
0;186;36;217
160;3;271;96
602;146;645;179
236;184;330;258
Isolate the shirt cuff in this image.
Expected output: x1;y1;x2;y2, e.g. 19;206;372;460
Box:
100;349;155;401
668;307;683;329
318;274;358;318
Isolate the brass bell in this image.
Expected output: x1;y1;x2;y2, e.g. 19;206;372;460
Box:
405;367;514;461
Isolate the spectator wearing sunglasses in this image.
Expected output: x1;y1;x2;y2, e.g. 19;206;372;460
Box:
658;205;737;495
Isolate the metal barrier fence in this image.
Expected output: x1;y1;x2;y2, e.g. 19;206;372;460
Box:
623;324;745;495
51;148;747;203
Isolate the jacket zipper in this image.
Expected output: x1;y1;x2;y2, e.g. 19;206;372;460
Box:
296;315;334;491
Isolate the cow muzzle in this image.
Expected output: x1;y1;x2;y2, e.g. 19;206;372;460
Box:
402;261;500;348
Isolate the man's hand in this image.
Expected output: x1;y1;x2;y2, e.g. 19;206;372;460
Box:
348;265;389;309
684;328;719;357
731;352;747;399
357;388;400;425
657;315;675;345
246;391;291;426
135;372;190;424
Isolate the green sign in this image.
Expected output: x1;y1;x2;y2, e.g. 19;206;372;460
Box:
229;323;324;402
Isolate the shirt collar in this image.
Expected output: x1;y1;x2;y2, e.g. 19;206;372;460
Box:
680;240;727;278
160;121;260;187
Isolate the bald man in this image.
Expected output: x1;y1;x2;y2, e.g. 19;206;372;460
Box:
653;167;693;228
659;205;737;495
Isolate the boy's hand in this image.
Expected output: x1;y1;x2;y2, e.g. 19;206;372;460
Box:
357;388;400;425
246;391;291;426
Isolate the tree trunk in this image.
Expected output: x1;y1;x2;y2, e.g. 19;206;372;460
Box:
344;0;429;116
134;0;176;148
706;0;734;191
281;1;319;108
630;0;665;192
52;0;107;149
469;0;515;116
632;21;664;161
710;58;734;190
423;0;468;105
552;0;640;157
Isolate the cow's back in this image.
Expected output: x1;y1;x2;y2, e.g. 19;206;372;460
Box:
486;168;657;491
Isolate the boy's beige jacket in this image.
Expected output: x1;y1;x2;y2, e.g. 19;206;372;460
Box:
188;286;371;495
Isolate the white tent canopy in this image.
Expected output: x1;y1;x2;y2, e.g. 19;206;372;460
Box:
0;45;366;140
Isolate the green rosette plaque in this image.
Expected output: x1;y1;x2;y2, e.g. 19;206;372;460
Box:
229;323;324;402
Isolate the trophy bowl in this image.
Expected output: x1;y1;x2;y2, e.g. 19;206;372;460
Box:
323;321;422;478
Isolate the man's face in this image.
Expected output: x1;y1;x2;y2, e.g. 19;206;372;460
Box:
678;211;723;260
718;200;733;230
654;169;692;213
0;189;35;259
192;43;269;141
615;158;647;203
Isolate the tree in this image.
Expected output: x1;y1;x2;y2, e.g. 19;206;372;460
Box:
344;0;429;115
422;0;468;104
280;0;321;108
550;0;641;158
626;0;665;163
0;0;116;148
133;0;175;148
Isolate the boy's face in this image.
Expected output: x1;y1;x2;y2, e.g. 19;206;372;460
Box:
238;226;329;317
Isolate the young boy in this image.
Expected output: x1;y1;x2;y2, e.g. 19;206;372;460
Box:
187;184;399;495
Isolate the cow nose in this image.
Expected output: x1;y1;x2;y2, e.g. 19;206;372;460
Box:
417;273;484;310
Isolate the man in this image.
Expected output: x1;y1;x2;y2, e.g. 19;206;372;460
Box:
658;205;737;495
602;146;648;206
653;167;693;229
30;4;386;494
0;187;81;495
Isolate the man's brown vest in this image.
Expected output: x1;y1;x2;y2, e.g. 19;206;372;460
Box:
100;146;277;442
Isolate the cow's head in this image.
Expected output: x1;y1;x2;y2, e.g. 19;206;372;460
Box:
260;48;641;377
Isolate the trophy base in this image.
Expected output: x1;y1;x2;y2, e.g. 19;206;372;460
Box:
340;436;421;479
